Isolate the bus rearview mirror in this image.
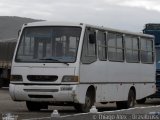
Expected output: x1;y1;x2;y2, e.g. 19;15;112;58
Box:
89;34;96;44
18;30;21;37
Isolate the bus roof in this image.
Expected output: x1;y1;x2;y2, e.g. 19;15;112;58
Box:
23;21;154;39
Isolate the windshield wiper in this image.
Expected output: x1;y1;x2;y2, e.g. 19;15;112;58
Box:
39;58;69;66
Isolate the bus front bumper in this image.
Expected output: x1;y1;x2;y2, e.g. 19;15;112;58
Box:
9;83;78;102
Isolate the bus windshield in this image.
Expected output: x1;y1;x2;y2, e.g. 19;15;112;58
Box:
16;26;81;63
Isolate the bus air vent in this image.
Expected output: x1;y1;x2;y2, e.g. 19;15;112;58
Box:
28;95;53;98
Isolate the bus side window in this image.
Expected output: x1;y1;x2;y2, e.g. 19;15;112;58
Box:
125;36;139;63
108;33;124;62
97;31;107;61
81;28;97;64
141;38;154;63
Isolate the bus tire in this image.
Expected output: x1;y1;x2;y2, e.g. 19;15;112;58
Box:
74;87;95;113
127;89;135;108
26;101;41;111
136;98;146;104
116;89;135;109
81;91;95;112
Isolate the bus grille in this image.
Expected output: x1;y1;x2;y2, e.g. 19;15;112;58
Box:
27;75;58;82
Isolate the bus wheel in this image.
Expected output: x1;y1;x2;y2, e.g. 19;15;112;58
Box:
81;89;95;113
116;89;135;109
136;98;146;104
127;89;135;108
26;101;41;111
74;88;95;113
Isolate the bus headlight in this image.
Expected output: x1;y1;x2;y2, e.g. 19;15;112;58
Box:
62;76;79;82
10;75;23;81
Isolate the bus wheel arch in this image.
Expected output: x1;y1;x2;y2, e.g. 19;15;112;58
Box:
86;85;96;101
74;85;96;112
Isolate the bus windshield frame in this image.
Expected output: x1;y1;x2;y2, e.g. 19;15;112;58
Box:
15;26;82;63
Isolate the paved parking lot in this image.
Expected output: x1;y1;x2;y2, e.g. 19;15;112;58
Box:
1;88;160;120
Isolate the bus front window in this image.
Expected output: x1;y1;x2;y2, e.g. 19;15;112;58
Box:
16;27;81;63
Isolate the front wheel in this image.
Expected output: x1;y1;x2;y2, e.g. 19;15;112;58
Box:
74;89;95;113
81;94;94;112
116;89;135;109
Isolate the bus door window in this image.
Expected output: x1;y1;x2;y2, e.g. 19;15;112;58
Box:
81;28;97;63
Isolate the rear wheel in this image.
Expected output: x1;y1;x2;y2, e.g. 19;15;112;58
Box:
127;89;135;108
116;89;135;109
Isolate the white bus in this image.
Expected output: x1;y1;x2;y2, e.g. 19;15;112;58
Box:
9;22;156;112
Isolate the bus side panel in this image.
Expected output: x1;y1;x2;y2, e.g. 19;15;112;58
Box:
79;61;155;102
136;83;156;100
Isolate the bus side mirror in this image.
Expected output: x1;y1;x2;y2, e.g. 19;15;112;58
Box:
18;30;21;37
89;34;96;44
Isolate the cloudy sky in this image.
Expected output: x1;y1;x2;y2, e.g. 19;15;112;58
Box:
0;0;160;32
